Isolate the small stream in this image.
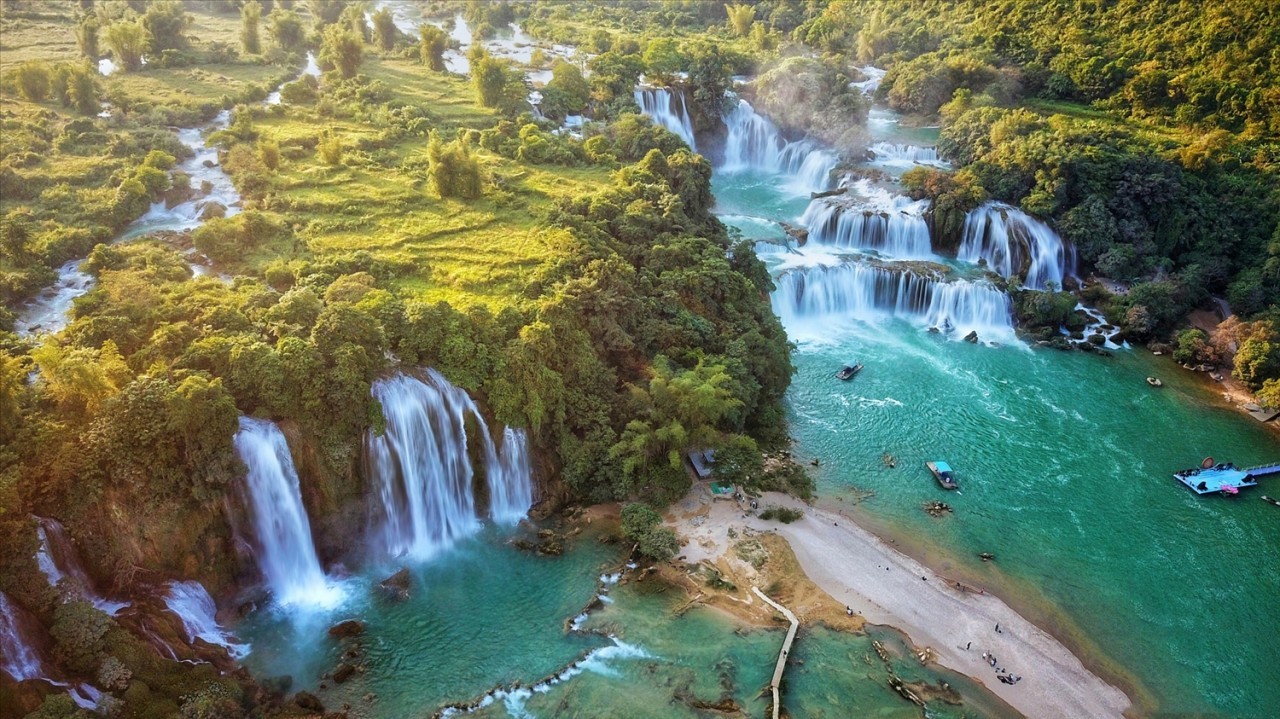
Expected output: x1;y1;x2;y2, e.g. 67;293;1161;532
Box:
13;55;322;337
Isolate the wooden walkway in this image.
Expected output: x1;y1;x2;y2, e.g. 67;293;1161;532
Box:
753;587;799;719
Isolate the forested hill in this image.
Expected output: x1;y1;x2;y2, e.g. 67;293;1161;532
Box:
796;0;1279;136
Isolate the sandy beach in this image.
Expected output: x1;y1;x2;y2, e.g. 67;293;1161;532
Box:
667;486;1132;719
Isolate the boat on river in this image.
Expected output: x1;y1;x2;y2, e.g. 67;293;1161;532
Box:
1172;460;1280;495
925;461;958;490
1262;495;1280;507
836;363;863;380
1146;377;1163;387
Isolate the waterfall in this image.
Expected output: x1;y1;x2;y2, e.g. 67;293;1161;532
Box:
959;203;1077;290
634;87;697;150
772;263;1013;339
722;99;837;193
488;427;536;525
233;417;337;608
800;197;933;259
867;142;945;167
163;581;249;659
0;592;44;682
366;370;535;561
1;592;101;708
35;517;129;616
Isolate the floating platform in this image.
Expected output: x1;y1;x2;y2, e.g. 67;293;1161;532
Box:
1173;462;1280;495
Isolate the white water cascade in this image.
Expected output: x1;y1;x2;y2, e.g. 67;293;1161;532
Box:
163;581;249;659
959;203;1077;290
233;417;338;608
35;517;129;616
634;87;697;150
1;591;101;708
722;99;838;194
0;592;44;682
867;142;947;168
772;263;1014;340
801;197;933;259
366;371;535;561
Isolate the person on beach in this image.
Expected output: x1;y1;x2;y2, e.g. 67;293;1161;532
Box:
995;623;1001;633
966;641;971;650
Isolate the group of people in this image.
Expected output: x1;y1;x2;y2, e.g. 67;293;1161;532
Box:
981;651;1023;685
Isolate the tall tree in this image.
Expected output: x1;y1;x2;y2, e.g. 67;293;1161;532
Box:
370;7;397;52
319;24;363;78
140;0;188;53
724;3;756;37
419;25;448;71
103;20;146;72
240;1;262;55
75;16;99;60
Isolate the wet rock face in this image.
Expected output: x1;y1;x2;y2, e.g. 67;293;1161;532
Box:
327;619;365;638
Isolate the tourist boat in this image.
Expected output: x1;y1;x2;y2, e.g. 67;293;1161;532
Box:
925;461;958;490
1262;495;1280;507
1172;460;1280;495
836;363;863;380
1146;377;1163;387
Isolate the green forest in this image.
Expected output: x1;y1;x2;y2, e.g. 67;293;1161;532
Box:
0;1;1277;717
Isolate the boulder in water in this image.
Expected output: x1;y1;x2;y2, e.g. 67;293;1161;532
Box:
327;619;365;639
963;330;979;343
1088;333;1106;345
333;663;356;683
202;159;217;168
294;691;324;712
379;568;410;601
199;202;226;220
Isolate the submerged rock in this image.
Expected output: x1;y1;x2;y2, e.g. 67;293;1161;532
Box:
379;568;410;601
333;663;356;683
327;619;365;639
294;691;324;712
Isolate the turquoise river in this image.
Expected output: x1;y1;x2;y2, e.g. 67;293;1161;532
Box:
236;99;1280;718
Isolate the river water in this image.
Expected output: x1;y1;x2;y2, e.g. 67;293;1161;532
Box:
123;11;1275;718
719;104;1280;717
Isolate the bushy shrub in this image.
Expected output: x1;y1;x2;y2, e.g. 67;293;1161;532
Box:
759;506;803;523
620;502;679;561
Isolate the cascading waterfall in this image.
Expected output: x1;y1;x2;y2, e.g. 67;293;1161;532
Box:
366;370;535;561
722;99;837;193
801;197;933;259
1;591;101;708
163;581;249;659
233;416;337;607
634;87;697;150
35;517;129;616
488;427;536;525
772;263;1014;339
959;203;1077;290
0;591;44;682
867;142;945;167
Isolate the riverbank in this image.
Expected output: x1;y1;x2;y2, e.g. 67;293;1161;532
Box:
666;484;1132;719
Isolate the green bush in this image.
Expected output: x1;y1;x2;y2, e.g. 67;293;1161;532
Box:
759;506;803;523
620;502;679;561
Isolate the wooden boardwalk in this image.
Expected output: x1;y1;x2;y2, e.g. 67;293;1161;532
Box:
752;587;799;719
